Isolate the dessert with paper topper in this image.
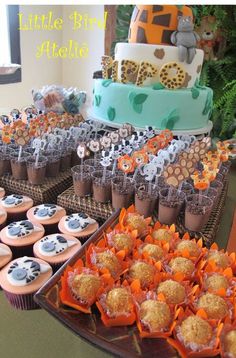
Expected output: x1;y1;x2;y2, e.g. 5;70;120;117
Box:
27;204;66;234
91;5;213;133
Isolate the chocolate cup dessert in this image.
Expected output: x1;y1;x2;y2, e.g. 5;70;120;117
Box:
135;183;158;218
219;165;230;179
60;150;72;172
195;187;218;206
71;150;81;166
92;170;113;203
42;150;60;178
10;152;30;180
112;176;134;210
72;165;92;197
210;180;223;198
184;194;213;232
84;158;103;171
158;187;185;225
0;148;12;176
156;175;170;191
27;156;47;185
215;172;223;182
181;182;194;197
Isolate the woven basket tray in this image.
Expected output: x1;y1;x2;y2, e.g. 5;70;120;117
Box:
0;171;72;205
57;186;114;221
58;177;229;247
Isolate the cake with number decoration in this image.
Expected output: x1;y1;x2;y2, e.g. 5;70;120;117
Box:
91;5;213;133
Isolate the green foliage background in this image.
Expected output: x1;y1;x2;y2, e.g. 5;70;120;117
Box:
111;5;236;139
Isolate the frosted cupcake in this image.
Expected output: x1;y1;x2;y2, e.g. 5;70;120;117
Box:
58;212;99;242
27;204;66;234
0;194;33;221
0;187;5;198
0;243;12;269
0;220;45;258
0;208;7;230
0;256;52;309
33;233;81;272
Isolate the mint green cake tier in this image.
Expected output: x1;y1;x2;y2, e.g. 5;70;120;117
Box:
92;79;213;131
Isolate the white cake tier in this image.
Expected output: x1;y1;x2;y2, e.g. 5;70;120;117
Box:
114;43;204;88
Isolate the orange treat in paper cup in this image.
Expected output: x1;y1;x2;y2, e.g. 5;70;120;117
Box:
220;323;236;358
134;290;179;338
174;235;203;262
165;255;197;281
168;308;223;358
86;244;128;280
126;259;160;290
200;269;235;298
151;221;179;249
106;228;138;256
119;205;151;238
137;241;166;263
202;243;235;271
96;283;136;327
60;259;112;314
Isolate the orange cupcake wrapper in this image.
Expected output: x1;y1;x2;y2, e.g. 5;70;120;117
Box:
96;301;136;327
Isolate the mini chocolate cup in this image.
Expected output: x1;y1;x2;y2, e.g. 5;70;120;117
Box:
27;156;47;185
42;150;60;177
112;175;134;209
71;150;81;166
84;158;102;171
158;187;185;225
184;194;213;232
72;165;92;197
210;179;223;197
219;164;230;179
195;187;218;206
135;183;158;218
10;152;30;180
60;151;72;172
0;148;12;175
92;170;113;203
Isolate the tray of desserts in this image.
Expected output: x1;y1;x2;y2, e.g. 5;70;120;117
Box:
35;207;236;358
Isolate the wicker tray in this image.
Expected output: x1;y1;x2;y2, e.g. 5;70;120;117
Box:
0;171;72;205
176;179;229;248
57;186;114;220
34;211;178;358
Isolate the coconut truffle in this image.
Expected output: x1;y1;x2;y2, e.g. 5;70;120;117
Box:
125;213;148;236
157;280;186;305
205;274;229;292
176;240;200;257
112;233;134;254
140;300;171;332
207;251;230;269
152;229;173;243
169;257;195;276
180;315;213;346
129;261;154;288
105;287;133;316
96;251;121;278
69;273;101;303
141;244;164;261
197;293;228;320
223;329;236;356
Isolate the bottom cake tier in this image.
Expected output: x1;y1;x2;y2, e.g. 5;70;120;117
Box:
92;79;213;131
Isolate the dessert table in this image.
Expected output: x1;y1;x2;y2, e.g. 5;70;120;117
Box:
0;162;235;358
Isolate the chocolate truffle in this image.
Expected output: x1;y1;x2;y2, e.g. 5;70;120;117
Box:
223;329;236;356
157;279;186;305
112;233;134;254
69;273;101;303
96;251;121;278
140;300;171;332
129;261;154;288
176;240;200;257
205;274;229;292
197;293;228;320
169;257;195;276
180;316;213;346
141;244;164;261
105;287;133;316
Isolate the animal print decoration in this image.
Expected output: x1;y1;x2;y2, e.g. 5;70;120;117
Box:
64;213;96;233
111;60;118;82
38;235;77;256
163;164;186;187
7;220;36;239
1;195;24;208
136;61;158;86
120;60;139;84
128;5;193;45
7;257;51;286
34;204;57;221
101;55;113;79
159;62;186;89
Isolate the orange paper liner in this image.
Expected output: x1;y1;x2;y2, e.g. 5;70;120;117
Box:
219;322;236;358
119;205;152;238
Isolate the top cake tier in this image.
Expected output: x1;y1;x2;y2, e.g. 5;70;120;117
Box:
114;43;204;88
128;5;193;45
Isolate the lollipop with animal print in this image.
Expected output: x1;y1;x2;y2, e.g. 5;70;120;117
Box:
100;150;112;184
13;123;31;162
132;150;149;182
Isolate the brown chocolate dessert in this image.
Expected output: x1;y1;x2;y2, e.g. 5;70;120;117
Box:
112;176;134;209
27;156;47;185
72;165;92;197
92;170;112;203
135;183;158;218
158;188;185;225
10;152;30;180
0;148;12;175
60;151;72;172
42;150;60;177
184;194;213;232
